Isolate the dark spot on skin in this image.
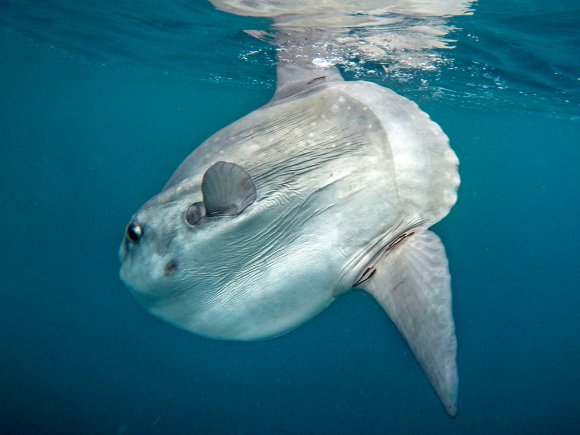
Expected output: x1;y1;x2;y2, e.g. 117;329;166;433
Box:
306;76;326;85
391;278;407;294
164;259;178;276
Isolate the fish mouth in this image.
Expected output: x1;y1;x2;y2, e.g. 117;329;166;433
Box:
118;243;182;300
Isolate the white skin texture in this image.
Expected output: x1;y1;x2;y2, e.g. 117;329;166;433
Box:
119;80;458;341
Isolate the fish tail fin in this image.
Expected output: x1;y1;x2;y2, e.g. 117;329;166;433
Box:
357;229;458;417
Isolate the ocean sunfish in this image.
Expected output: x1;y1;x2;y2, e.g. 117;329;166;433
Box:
119;62;460;415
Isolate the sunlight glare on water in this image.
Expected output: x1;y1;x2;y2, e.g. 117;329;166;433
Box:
0;0;577;117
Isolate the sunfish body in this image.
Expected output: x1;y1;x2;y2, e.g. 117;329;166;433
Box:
120;66;460;415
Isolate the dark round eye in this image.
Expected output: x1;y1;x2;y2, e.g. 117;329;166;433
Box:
185;202;206;226
126;223;142;243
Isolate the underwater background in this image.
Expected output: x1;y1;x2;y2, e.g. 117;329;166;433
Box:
0;0;579;433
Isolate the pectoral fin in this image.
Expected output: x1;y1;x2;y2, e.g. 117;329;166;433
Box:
202;161;257;217
358;230;458;417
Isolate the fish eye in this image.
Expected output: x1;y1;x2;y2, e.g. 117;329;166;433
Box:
185;202;206;226
126;223;142;243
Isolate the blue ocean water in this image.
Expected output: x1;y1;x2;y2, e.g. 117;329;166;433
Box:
0;0;579;433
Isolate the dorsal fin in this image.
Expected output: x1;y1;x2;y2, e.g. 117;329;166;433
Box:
273;62;343;101
272;29;343;102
